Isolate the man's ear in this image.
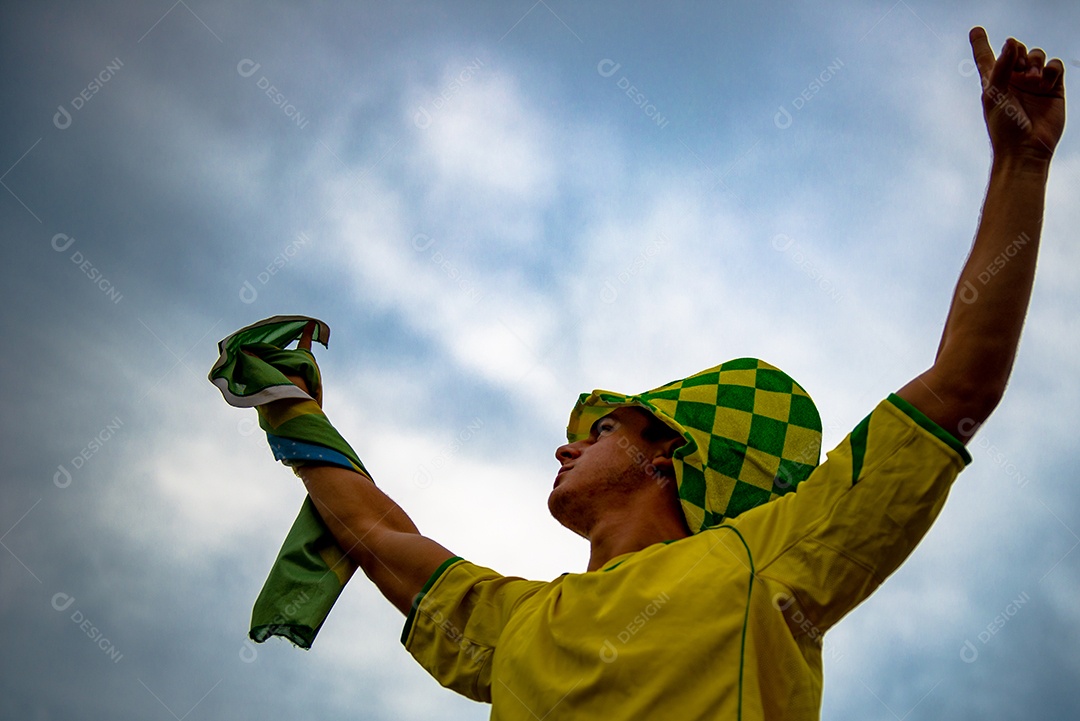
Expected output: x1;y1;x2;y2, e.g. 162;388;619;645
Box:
658;434;683;459
656;433;682;455
649;454;675;481
648;436;682;482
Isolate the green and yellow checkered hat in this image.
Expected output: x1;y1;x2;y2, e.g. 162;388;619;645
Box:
566;358;822;533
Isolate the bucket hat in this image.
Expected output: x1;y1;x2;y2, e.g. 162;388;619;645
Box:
566;358;822;532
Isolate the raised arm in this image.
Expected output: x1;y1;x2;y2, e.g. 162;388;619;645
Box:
277;326;455;616
896;27;1066;443
296;464;455;615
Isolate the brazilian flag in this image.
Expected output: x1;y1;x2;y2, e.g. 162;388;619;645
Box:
209;315;367;649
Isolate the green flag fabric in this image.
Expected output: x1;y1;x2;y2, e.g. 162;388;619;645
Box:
209;315;368;649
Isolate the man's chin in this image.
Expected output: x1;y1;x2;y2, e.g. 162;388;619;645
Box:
547;488;590;539
546;488;564;523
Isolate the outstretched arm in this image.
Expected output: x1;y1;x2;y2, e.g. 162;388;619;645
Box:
297;464;455;615
896;27;1066;442
277;325;455;616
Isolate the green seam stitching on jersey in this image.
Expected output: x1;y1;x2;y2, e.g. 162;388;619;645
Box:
715;524;755;721
602;538;687;572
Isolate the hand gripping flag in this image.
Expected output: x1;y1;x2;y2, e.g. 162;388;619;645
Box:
209;315;368;648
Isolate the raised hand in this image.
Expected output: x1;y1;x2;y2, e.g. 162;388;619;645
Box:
281;320;318;403
969;26;1066;160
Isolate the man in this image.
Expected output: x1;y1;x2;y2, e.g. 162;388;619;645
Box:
216;27;1064;720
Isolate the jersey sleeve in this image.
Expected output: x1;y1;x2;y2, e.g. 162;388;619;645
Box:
400;557;546;703
727;393;972;634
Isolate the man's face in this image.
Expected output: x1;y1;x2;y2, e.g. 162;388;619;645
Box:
548;407;675;537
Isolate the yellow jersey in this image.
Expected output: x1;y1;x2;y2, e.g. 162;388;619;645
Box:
403;395;971;720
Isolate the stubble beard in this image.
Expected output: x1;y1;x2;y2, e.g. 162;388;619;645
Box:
548;464;644;539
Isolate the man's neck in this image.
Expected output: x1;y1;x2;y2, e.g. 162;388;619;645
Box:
585;508;690;572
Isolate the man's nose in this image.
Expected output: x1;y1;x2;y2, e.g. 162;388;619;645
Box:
556;441;582;463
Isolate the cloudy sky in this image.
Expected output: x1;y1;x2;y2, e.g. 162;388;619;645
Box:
2;1;1079;719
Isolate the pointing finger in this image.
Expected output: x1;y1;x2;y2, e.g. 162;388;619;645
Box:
298;320;315;352
969;26;996;87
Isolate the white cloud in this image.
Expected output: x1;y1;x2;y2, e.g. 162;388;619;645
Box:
410;64;557;200
313;153;571;424
101;395;307;561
